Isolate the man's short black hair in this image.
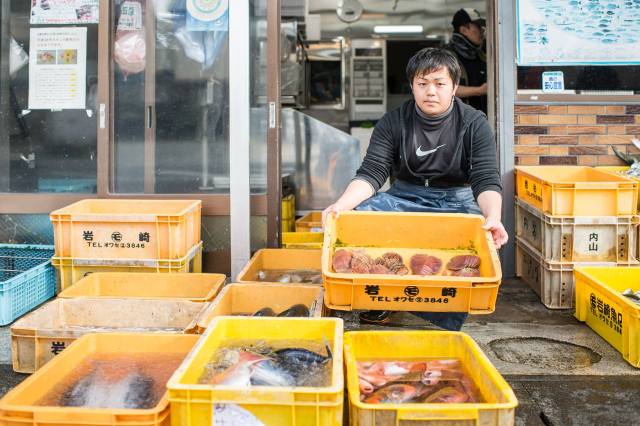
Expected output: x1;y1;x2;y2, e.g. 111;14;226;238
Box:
406;47;461;86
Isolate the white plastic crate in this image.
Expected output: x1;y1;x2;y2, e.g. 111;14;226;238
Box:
516;198;638;263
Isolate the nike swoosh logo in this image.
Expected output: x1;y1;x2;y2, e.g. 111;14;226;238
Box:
416;144;446;157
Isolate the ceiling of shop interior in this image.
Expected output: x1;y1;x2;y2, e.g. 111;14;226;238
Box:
306;0;487;40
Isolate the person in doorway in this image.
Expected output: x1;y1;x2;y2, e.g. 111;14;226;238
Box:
446;8;488;114
322;48;507;331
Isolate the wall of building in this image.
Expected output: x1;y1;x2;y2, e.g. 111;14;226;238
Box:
514;104;640;166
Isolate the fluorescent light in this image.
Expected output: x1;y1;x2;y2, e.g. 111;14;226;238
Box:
373;25;424;34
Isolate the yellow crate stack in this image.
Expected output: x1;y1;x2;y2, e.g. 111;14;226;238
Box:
49;199;204;290
514;166;639;309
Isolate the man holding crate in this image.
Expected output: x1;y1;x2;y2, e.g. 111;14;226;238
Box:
322;48;507;330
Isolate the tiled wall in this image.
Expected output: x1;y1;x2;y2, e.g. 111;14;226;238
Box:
514;105;640;166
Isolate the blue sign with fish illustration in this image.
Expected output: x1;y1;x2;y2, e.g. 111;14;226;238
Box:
542;71;565;92
517;0;640;65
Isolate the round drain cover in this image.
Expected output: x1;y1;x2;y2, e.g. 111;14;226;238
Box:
489;337;601;370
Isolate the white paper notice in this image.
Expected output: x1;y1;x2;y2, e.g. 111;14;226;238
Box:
28;27;87;110
30;0;99;25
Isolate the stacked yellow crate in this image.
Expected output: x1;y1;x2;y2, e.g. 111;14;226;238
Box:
514;166;639;309
49;199;203;290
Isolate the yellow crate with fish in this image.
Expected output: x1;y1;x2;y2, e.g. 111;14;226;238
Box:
58;272;225;302
50;199;201;261
344;330;518;426
191;283;325;334
167;317;343;426
515;166;638;217
237;248;322;284
53;241;203;290
515;198;639;263
11;297;207;373
282;232;324;249
295;212;323;232
0;333;199;426
322;211;502;313
574;266;640;368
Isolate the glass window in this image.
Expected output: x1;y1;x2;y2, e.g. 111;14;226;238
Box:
111;0;230;194
517;66;640;94
0;0;98;193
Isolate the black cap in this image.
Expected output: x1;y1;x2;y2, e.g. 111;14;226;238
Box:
452;8;486;30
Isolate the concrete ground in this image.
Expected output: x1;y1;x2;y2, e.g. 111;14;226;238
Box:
0;278;639;425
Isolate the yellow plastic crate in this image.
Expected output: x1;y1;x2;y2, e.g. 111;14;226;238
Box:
167;317;344;426
191;283;325;333
50;199;201;260
515;166;638;216
574;266;640;368
344;331;518;426
11;298;206;373
282;232;324;249
322;212;502;313
597;166;640;210
0;333;199;426
515;198;638;263
296;212;323;232
58;271;224;301
237;248;321;283
52;242;202;290
282;194;296;221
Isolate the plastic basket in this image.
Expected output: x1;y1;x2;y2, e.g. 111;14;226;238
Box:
574;266;640;368
597;166;640;210
0;333;199;426
282;194;296;232
296;212;323;232
0;244;55;326
11;297;207;373
515;237;636;309
322;212;502;313
237;248;321;283
167;317;344;426
58;272;225;302
282;232;324;249
344;330;518;426
50;199;201;260
52;242;202;290
515;198;638;263
191;283;325;333
515;166;638;216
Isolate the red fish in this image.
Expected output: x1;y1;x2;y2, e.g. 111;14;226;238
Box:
369;264;391;274
364;383;421;404
422;386;470;403
210;351;266;386
410;254;442;275
332;249;352;273
446;255;480;277
446;255;481;270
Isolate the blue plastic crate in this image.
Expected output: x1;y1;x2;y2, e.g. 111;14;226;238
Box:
0;244;55;326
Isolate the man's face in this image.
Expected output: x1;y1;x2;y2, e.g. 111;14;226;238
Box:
411;67;458;116
460;22;484;46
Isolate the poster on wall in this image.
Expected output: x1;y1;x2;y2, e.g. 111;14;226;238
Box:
186;0;228;31
28;27;87;110
30;0;99;25
517;0;640;65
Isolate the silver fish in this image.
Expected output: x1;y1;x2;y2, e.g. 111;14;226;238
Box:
250;360;296;387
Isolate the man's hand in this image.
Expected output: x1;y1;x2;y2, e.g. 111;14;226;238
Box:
483;216;508;249
322;202;351;225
